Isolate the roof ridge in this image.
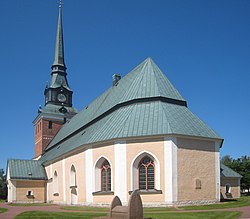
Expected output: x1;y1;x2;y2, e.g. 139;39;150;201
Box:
127;58;150;100
149;58;185;101
119;58;148;102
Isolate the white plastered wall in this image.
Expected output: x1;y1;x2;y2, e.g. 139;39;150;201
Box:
7;166;16;202
164;137;178;204
114;141;127;204
85;147;93;203
215;141;221;201
62;158;66;202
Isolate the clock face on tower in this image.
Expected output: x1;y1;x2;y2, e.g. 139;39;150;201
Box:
57;93;67;102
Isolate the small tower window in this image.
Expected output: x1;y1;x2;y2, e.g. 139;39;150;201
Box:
48;121;53;129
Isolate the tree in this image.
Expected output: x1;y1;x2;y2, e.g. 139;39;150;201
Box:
239;156;250;192
0;168;7;200
221;155;233;167
221;155;250;193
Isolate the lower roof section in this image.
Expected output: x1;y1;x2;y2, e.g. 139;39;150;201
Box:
220;163;242;178
7;159;47;180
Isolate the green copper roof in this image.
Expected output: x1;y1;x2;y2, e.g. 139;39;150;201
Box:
46;58;187;149
7;159;47;180
40;58;222;163
33;104;78;124
221;163;242;178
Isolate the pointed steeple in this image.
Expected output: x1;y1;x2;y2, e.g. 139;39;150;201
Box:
43;1;74;107
53;2;65;67
52;1;66;73
48;1;71;91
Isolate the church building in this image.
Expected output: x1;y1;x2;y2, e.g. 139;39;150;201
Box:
7;4;238;206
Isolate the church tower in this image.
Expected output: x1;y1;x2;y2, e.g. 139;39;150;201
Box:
33;2;77;159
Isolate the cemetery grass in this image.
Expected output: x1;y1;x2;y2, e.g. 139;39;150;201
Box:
179;196;250;210
0;207;8;213
15;211;106;219
15;210;240;219
144;211;241;219
61;206;109;212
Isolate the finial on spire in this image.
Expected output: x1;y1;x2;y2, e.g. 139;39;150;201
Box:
59;0;63;8
52;0;65;69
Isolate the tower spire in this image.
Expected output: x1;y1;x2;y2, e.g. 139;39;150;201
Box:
52;0;65;69
33;0;77;159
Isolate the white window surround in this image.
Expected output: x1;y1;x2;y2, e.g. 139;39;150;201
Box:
131;151;160;191
94;156;113;192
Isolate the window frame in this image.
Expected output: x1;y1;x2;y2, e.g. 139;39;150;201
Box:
138;156;155;191
93;157;114;195
100;160;111;192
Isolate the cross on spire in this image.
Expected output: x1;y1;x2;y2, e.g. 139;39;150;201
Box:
59;0;63;8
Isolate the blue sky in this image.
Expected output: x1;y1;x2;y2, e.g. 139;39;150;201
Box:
0;0;249;170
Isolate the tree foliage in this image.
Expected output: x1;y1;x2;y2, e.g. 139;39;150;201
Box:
221;155;250;192
0;168;7;200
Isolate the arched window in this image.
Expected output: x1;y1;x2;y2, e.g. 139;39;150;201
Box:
226;183;231;193
138;156;155;190
94;157;112;193
101;160;111;192
53;171;59;194
70;165;76;187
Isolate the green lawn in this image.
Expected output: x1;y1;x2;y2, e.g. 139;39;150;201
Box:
15;210;241;219
0;207;8;213
180;196;250;210
14;196;250;219
15;211;106;219
61;197;250;213
0;199;6;202
61;206;108;212
144;211;241;219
